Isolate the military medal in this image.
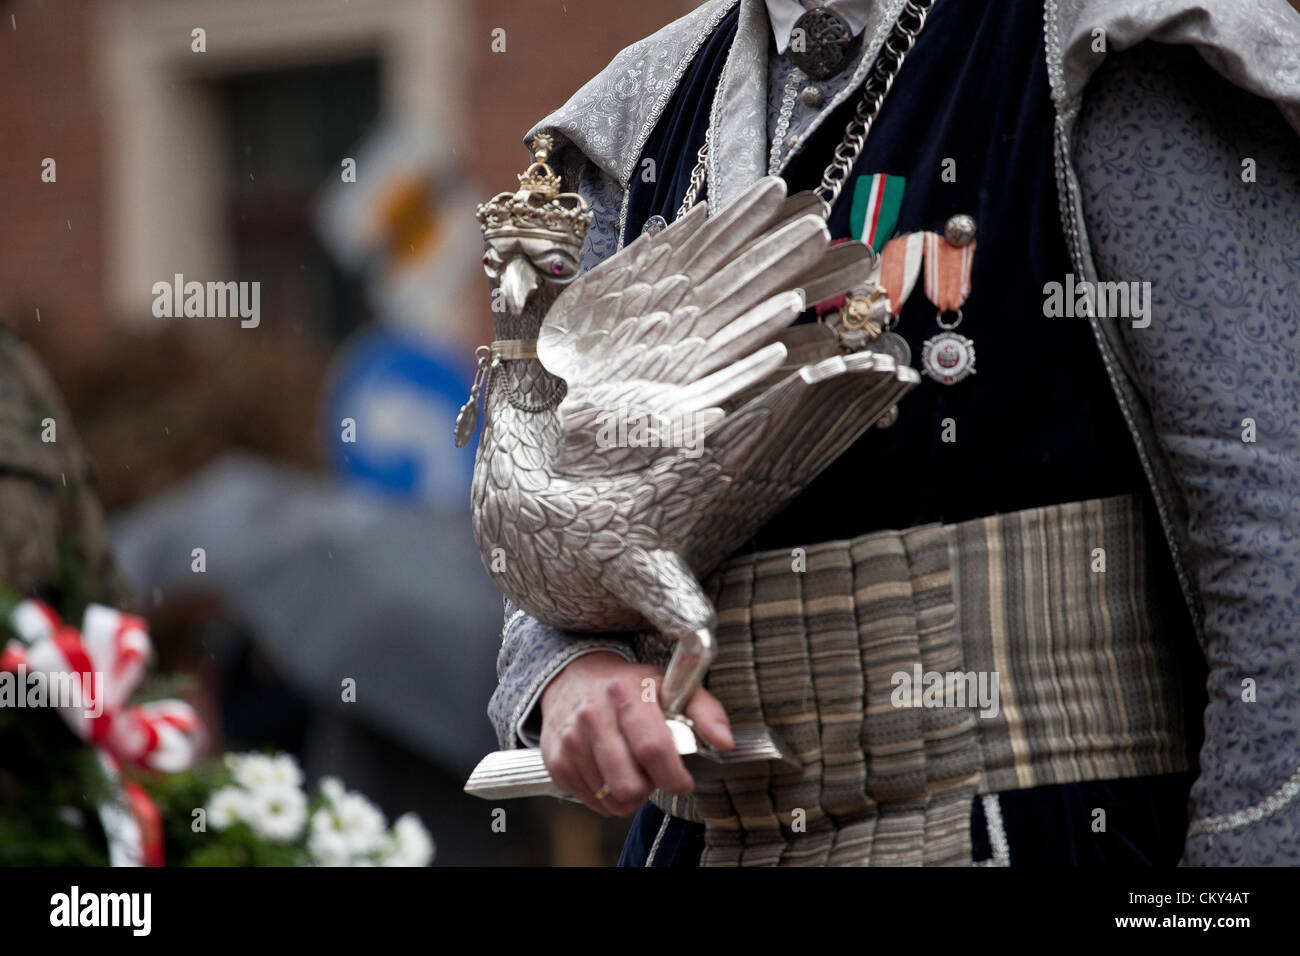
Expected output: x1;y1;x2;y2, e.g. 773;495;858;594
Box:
790;6;862;81
920;331;975;385
920;219;977;385
874;231;925;358
817;230;923;428
866;231;925;426
833;177;917;365
834;233;924;355
870;328;911;366
834;289;899;352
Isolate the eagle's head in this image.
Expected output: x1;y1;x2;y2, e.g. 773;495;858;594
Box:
476;134;592;319
481;233;581;316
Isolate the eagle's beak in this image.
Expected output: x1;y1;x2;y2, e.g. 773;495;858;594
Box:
500;257;539;315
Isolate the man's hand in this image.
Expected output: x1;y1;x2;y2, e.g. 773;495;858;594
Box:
539;651;734;816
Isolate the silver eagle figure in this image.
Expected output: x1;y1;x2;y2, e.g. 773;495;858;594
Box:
461;136;918;799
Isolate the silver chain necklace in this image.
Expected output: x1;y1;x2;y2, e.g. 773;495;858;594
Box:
675;0;935;223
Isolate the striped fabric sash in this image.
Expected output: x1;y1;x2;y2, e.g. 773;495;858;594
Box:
643;495;1190;866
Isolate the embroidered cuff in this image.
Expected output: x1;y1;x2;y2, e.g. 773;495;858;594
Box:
1182;767;1300;865
488;602;636;749
513;636;637;749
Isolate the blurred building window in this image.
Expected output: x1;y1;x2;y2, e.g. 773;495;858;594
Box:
221;59;381;344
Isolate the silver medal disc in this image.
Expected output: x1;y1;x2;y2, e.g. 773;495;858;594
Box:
920;331;976;385
871;331;912;368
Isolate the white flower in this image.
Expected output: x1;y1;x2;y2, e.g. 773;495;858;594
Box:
266;753;304;789
381;813;435;867
246;784;308;842
338;793;387;852
318;776;346;805
308;786;387;862
304;776;430;867
228;753;275;790
207;786;251;831
307;816;354;867
229;752;303;792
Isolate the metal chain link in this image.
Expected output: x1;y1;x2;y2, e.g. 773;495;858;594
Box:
768;71;801;176
813;0;933;216
675;128;713;220
486;358;568;412
678;0;935;222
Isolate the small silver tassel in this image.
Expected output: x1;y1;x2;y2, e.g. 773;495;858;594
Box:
454;346;492;448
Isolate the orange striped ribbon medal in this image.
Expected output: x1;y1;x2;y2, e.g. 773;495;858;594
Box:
855;231;926;368
920;216;977;385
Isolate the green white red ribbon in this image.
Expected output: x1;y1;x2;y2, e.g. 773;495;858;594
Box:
850;174;906;252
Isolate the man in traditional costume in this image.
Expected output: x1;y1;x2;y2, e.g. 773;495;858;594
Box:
486;0;1300;866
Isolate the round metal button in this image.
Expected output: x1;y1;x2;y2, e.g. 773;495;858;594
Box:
944;214;977;247
800;85;824;108
790;8;859;81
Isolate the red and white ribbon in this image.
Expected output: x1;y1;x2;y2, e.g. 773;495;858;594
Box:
878;232;926;317
2;600;201;773
922;231;976;313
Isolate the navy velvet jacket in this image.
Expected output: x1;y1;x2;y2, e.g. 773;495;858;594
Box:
624;0;1152;545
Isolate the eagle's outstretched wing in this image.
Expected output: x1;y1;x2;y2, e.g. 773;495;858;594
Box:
536;177;873;476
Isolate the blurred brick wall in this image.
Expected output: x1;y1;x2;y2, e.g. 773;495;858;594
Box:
468;0;701;206
0;0;700;354
0;0;107;356
461;0;701;346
